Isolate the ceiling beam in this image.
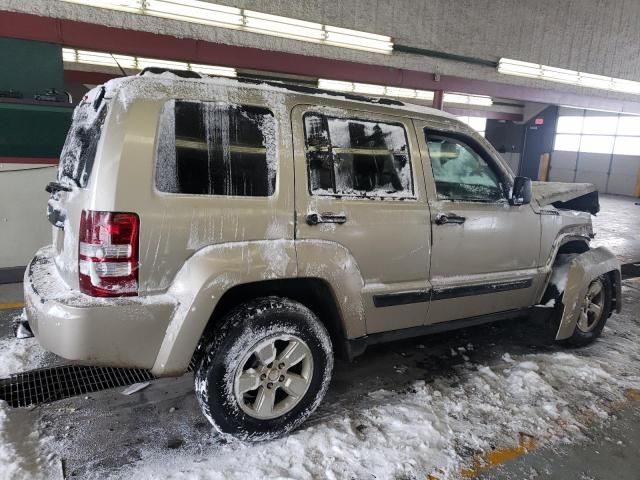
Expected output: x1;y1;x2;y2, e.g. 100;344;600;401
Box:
4;10;640;114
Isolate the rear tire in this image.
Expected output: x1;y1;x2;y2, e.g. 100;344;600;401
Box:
194;297;333;441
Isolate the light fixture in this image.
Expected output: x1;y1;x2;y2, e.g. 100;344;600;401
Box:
62;48;237;77
144;0;243;28
318;78;432;100
317;79;492;106
60;0;394;54
243;10;325;42
498;57;640;96
443;93;493;106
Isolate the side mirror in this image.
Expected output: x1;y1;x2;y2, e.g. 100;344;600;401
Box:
510;176;532;205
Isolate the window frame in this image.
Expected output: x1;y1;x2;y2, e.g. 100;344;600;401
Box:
302;111;416;200
153;98;278;198
424;128;510;204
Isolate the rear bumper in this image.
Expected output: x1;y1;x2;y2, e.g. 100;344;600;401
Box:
24;246;176;369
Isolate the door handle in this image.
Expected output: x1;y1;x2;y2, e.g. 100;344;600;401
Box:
306;212;348;225
434;213;466;225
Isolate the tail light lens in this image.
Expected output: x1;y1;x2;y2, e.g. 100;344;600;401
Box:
78;210;140;297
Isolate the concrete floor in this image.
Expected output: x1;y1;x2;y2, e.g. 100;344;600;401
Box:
1;194;639;479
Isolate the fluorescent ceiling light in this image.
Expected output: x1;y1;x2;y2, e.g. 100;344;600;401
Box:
244;10;325;42
444;92;493;106
137;57;189;70
498;57;640;96
352;82;385;95
60;0;393;54
189;64;237;77
145;0;243;27
62;48;237;77
317;79;492;106
318;78;430;99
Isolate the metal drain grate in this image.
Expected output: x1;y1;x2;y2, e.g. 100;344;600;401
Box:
0;365;155;408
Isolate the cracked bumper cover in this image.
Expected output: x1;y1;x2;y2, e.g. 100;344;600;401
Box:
24;246;176;369
555;247;622;340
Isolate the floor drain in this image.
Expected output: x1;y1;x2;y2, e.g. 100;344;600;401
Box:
0;365;155;408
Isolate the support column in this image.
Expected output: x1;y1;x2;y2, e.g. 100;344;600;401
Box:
432;90;444;110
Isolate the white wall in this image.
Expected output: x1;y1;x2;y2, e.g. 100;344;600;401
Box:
0;164;56;269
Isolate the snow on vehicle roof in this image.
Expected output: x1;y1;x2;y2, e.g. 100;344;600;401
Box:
100;70;460;121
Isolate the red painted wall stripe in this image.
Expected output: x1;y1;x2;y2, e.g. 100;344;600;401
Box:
0;157;59;165
3;10;640;113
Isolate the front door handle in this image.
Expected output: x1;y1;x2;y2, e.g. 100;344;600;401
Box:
307;212;348;225
434;213;466;225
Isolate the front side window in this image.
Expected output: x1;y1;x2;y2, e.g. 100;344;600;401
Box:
426;132;504;202
156;100;276;196
303;113;413;198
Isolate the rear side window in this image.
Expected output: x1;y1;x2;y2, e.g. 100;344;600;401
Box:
425;132;504;202
156;100;276;197
58;104;107;188
303;113;413;198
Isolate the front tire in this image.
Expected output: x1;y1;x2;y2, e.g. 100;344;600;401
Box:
560;275;612;347
194;297;333;441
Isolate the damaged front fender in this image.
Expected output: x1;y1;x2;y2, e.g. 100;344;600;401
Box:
555;247;622;340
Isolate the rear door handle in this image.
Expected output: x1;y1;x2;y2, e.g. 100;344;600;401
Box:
307;212;348;225
434;213;466;225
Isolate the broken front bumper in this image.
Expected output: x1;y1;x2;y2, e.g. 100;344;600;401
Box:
24;246;176;369
555;247;622;340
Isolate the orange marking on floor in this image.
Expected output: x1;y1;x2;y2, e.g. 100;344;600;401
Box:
0;302;24;310
624;388;640;401
460;432;537;478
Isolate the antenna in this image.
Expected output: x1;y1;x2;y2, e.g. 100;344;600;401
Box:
110;53;127;77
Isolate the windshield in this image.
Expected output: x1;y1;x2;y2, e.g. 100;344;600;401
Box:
58;102;107;188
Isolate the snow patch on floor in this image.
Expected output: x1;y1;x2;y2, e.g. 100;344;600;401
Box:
111;341;637;480
0;335;48;378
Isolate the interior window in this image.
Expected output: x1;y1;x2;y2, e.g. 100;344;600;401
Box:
303;113;413;198
156;100;276;196
425;132;504;202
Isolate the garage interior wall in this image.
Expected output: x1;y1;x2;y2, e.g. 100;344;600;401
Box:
0;38;70;281
549;107;640;196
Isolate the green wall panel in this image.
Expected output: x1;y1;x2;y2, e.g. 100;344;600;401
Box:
0;103;72;157
0;37;64;98
0;38;71;158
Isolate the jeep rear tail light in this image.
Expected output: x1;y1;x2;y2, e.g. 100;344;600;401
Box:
78;210;139;297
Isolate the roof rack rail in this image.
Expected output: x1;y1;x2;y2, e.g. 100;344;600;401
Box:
138;67;202;79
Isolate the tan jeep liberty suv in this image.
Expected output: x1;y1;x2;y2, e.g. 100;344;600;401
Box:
25;69;621;440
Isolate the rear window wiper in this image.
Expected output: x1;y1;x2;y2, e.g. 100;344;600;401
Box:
45;181;73;194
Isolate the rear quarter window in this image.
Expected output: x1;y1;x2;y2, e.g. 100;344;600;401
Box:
155;100;276;197
58;103;107;188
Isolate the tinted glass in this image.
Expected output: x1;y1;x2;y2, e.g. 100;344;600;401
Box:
156;100;276;196
426;133;504;202
303;113;413;197
58;104;107;188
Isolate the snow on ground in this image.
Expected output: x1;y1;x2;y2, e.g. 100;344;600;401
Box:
0;316;49;378
112;357;630;479
93;284;639;480
1;283;639;480
0;313;52;480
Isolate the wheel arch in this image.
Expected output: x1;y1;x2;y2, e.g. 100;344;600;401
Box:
537;235;592;304
193;277;351;366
